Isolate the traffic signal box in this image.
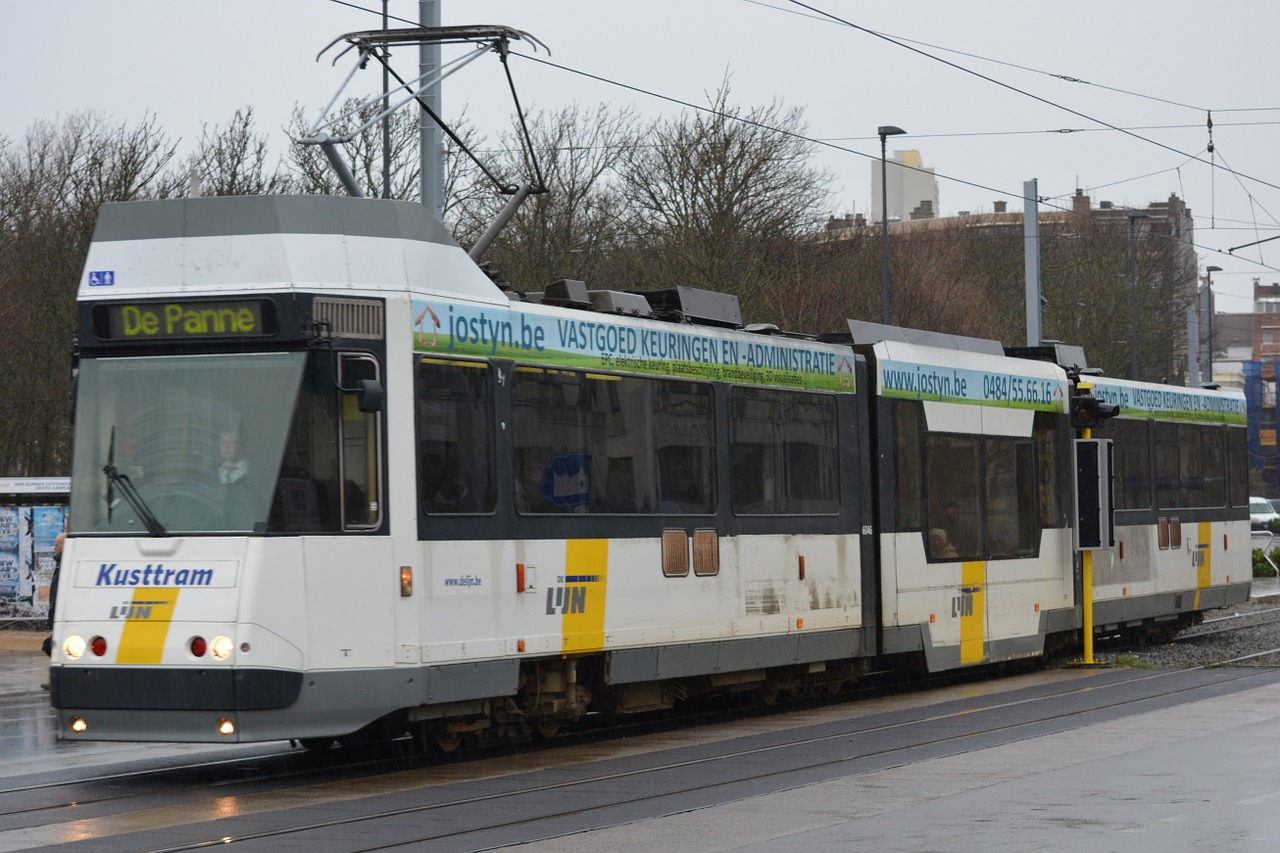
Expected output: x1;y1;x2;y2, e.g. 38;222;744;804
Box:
1069;394;1121;430
1072;438;1116;550
1070;384;1119;551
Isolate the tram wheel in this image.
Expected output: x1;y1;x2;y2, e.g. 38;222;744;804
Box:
434;729;464;753
534;719;562;739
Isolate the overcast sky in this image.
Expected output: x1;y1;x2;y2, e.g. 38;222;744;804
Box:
5;0;1278;313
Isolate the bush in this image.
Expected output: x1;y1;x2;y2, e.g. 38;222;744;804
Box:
1253;547;1279;578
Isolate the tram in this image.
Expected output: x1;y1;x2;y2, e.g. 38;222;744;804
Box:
48;193;1250;746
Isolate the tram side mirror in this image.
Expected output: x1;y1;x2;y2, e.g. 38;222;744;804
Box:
357;379;384;413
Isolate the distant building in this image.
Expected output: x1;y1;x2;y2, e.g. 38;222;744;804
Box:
870;150;939;224
1217;283;1280;494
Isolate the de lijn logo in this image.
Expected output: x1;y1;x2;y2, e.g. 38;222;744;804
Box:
110;599;168;620
952;586;978;618
545;574;600;615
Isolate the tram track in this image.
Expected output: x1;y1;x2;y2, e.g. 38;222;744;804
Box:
1176;605;1280;643
10;657;1279;853
142;666;1280;852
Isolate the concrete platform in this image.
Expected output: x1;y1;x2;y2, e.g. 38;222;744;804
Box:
0;630;47;704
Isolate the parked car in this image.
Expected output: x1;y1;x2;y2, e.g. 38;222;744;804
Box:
1250;496;1279;530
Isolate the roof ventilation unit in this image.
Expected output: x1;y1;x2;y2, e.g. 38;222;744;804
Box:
589;290;653;318
641;287;742;329
542;279;592;309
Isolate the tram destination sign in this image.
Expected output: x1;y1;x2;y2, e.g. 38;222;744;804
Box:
96;299;274;341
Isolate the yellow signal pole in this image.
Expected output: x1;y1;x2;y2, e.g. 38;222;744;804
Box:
1080;420;1095;665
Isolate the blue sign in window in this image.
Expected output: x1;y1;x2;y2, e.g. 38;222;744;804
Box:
88;271;115;287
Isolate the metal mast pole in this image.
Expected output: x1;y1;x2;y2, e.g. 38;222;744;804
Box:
1024;179;1041;347
419;0;443;218
382;1;391;198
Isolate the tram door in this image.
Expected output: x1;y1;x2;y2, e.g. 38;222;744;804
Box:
303;354;392;670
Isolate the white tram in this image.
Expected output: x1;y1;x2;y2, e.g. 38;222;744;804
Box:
50;194;1250;746
1084;376;1251;637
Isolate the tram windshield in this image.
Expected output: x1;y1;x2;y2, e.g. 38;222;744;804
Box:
69;353;306;535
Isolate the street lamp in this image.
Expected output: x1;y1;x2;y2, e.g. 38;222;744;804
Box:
1205;265;1222;383
1128;211;1149;380
878;125;907;325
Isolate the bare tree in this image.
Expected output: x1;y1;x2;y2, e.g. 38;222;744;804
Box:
458;103;637;292
613;80;833;321
190;107;294;196
0;112;179;475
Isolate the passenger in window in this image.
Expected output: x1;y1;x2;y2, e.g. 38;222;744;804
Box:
515;454;553;513
942;501;974;554
929;528;959;559
432;461;475;512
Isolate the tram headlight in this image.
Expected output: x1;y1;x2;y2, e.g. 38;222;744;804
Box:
210;635;234;660
216;717;236;737
70;716;88;734
63;635;86;659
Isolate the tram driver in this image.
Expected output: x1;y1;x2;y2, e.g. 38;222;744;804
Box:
217;430;249;485
216;428;255;529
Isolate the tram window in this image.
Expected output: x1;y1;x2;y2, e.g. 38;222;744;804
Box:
512;368;714;514
924;434;1036;561
655;382;716;513
1033;411;1068;527
1110;419;1152;511
984;440;1036;558
269;355;342;533
1179;425;1205;507
729;388;838;515
1202;426;1226;508
417;358;495;515
340;354;382;529
1228;427;1248;507
1174;423;1221;509
925;435;981;560
1154;423;1181;509
893;402;924;530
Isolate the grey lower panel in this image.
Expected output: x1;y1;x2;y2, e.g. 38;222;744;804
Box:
1044;606;1078;634
57;657;521;744
1093;582;1252;629
424;659;520;704
606;629;872;685
886;615;1050;673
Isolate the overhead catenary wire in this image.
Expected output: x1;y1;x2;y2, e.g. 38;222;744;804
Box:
319;0;1280;274
784;0;1280;198
510;49;1280;276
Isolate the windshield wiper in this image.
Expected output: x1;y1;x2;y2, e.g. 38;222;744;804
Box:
103;426;166;536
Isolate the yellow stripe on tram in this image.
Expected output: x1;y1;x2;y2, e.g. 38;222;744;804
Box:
116;588;181;665
959;561;986;665
1194;521;1212;610
560;539;609;655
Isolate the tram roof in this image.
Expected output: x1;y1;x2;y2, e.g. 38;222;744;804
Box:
78;195;509;305
843;319;1005;355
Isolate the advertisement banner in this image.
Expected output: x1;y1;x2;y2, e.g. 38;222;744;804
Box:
0;504;66;618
